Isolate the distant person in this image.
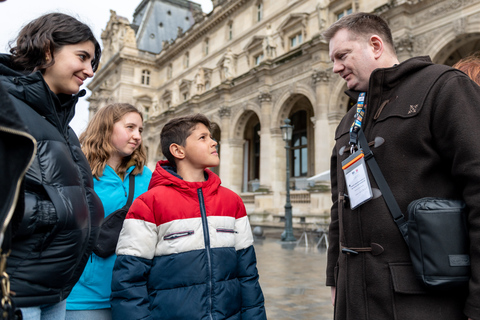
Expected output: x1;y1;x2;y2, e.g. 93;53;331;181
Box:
66;103;152;320
323;12;480;320
111;114;267;320
0;12;104;319
453;52;480;85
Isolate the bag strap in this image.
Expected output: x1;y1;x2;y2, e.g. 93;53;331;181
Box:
125;175;135;207
357;129;409;244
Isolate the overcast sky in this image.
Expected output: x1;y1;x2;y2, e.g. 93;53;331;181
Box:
0;0;213;135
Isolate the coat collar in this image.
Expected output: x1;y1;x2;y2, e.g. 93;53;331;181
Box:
0;54;83;132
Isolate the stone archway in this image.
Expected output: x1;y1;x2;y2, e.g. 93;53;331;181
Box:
231;109;262;193
432;33;480;66
275;93;316;191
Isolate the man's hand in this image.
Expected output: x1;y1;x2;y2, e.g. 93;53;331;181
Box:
331;286;336;306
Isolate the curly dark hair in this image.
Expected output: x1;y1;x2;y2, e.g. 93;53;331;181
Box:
9;12;101;73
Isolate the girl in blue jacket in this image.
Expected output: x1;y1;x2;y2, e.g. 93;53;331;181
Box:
66;103;152;320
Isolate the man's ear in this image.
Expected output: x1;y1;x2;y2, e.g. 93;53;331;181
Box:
370;35;384;59
169;143;185;160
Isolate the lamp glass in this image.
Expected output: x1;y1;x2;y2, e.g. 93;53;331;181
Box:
281;119;293;142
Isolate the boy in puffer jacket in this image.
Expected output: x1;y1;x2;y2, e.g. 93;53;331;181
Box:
111;113;267;320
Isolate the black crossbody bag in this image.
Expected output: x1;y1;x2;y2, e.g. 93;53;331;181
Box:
357;129;470;291
93;175;135;258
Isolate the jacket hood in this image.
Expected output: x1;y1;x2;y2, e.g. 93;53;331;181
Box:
149;160;221;195
0;54;84;131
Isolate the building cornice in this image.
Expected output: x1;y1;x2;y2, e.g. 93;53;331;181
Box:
154;0;252;65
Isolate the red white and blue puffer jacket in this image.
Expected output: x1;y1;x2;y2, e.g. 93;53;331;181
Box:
111;160;266;320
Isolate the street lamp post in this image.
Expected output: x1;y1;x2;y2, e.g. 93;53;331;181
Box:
280;118;296;242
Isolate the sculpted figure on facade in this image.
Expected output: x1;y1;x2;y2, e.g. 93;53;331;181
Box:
101;10;134;62
124;27;137;48
223;48;235;80
262;24;277;59
195;67;205;94
316;0;328;30
173;80;180;105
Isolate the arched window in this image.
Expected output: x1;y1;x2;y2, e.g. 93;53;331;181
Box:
141;70;150;85
290;110;308;177
243;114;261;192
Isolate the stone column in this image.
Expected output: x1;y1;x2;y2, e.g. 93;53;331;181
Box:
217;107;243;193
312;69;333;173
258;92;273;191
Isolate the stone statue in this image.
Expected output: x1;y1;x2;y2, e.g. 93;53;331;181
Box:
223;48;235;80
195;67;205;94
262;24;276;59
317;1;328;30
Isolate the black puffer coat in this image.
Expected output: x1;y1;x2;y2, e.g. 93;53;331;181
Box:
0;54;104;307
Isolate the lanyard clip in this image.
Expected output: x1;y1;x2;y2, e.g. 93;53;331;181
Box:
349;144;357;154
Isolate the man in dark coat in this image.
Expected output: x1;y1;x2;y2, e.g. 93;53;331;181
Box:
323;12;480;320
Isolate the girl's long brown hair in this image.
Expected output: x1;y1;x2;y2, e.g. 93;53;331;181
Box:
453;52;480;86
80;103;147;179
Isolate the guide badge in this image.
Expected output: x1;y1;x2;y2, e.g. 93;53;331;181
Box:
342;150;373;209
342;92;373;209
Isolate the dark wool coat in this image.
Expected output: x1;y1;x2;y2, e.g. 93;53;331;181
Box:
327;56;480;320
0;54;104;307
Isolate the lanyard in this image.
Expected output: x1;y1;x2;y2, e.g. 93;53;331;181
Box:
349;92;366;150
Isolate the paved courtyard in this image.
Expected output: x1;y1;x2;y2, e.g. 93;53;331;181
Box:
253;228;334;320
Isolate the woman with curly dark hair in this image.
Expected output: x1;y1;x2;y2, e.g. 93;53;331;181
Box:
0;12;104;319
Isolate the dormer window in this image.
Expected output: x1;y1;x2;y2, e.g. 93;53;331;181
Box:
257;3;263;22
141;70;150;85
228;22;233;40
254;53;264;66
278;13;308;50
337;7;353;20
204;38;209;56
184;52;190;69
290;33;303;48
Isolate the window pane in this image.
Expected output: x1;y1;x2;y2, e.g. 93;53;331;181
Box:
293;149;300;177
301;135;307;145
293;134;301;147
301;147;308;176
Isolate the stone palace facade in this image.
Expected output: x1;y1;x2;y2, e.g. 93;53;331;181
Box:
88;0;480;224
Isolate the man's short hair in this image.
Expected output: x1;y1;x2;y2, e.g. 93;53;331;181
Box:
161;113;212;166
322;12;395;54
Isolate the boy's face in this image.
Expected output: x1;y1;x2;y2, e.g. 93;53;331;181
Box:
182;123;219;169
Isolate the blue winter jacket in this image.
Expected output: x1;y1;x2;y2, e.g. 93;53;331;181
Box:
111;161;266;320
66;165;152;310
